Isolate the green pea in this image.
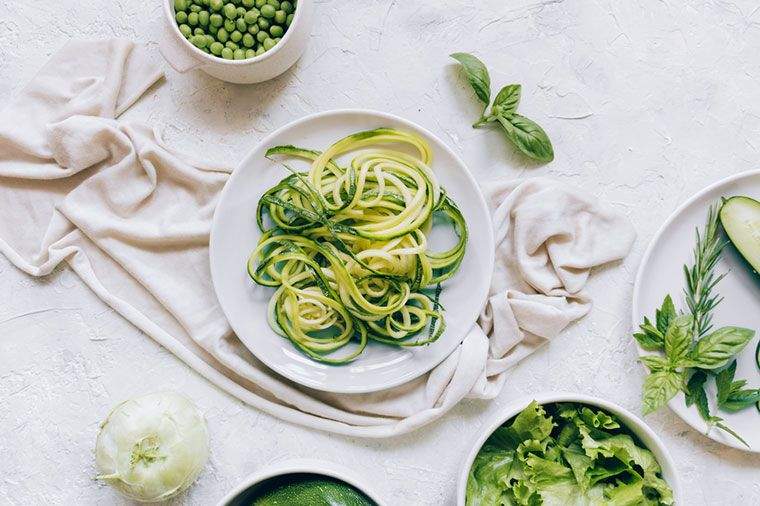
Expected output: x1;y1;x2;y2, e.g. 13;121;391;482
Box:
210;13;223;26
233;48;245;59
263;37;276;50
266;0;280;8
189;4;202;12
174;0;189;12
193;27;205;35
257;17;269;29
236;18;247;32
269;24;283;37
179;23;192;37
285;13;293;26
256;45;266;55
245;48;256;58
273;9;286;24
230;29;242;42
223;2;237;19
190;34;207;48
198;10;210;25
256;30;268;43
237;6;247;17
175;11;188;23
205;34;215;45
209;0;223;11
244;9;259;23
280;1;293;14
242;0;254;7
260;4;275;18
255;0;266;7
217;27;229;42
273;37;281;43
242;33;255;47
186;11;197;25
224;19;235;32
225;40;239;50
221;47;234;59
247;23;260;34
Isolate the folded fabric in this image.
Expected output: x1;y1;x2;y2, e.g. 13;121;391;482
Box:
0;39;636;437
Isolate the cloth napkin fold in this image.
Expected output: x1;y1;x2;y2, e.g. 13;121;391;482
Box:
0;39;636;437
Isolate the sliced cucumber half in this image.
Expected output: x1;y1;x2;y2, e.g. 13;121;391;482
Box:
719;195;760;274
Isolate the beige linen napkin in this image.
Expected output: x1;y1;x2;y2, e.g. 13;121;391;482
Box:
0;40;635;437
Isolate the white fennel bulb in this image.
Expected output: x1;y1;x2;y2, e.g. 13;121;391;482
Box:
95;392;209;502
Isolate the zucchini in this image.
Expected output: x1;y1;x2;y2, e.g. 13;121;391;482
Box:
249;129;467;364
720;196;760;274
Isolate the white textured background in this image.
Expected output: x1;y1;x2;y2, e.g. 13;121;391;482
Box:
2;0;760;504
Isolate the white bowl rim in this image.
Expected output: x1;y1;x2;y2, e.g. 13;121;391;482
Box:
162;0;309;66
215;457;386;506
209;108;494;393
456;392;682;506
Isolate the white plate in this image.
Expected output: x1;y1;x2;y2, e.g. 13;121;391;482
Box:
210;110;494;393
633;170;760;452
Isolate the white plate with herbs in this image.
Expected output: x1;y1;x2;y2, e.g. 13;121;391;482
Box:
210;109;494;394
632;170;760;452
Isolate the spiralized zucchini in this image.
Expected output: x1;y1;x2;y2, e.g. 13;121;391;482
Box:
248;128;467;364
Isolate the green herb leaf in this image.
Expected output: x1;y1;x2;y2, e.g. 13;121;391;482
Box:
639;355;670;373
497;115;555;162
450;53;491;108
715;361;737;405
642;371;682;415
664;314;693;366
492;84;521;118
655;295;677;334
685;370;710;420
689;326;755;369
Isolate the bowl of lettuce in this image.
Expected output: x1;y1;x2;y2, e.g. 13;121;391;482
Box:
458;393;681;505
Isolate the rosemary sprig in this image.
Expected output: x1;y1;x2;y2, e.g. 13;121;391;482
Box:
683;204;727;339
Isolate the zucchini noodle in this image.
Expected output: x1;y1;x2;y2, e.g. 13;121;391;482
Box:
248;128;467;364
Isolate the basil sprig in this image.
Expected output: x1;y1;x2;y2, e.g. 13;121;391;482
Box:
634;203;758;447
451;53;554;163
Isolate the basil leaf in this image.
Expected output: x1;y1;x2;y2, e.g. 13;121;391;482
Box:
642;371;682;415
639;355;669;373
715;361;737;405
664;314;692;366
634;317;664;351
689;326;755;369
497;115;554;162
685;370;710;420
450;53;491;107
492;84;521;118
655;295;676;334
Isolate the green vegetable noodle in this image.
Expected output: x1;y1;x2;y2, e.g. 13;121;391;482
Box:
248;128;468;364
173;0;296;59
466;401;674;506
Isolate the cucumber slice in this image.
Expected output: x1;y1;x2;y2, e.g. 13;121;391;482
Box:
719;196;760;274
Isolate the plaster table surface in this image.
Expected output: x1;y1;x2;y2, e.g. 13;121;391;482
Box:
2;0;760;504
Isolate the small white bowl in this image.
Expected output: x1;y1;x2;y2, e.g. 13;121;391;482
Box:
457;392;682;505
216;458;386;505
159;0;313;83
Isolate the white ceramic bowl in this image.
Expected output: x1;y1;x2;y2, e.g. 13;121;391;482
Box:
216;458;386;505
159;0;313;83
456;393;682;505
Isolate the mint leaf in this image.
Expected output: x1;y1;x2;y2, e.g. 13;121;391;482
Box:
492;84;521;118
496;114;554;162
642;371;682;415
685;370;710;420
715;361;737;405
664;314;692;366
450;53;491;108
689;326;755;369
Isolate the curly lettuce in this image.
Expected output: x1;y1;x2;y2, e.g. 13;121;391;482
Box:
466;401;674;506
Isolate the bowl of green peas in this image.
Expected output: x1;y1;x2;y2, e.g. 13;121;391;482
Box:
160;0;311;83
